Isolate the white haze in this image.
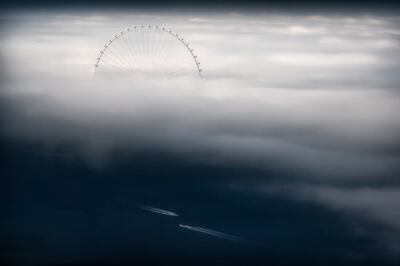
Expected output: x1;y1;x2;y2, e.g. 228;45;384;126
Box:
1;10;400;250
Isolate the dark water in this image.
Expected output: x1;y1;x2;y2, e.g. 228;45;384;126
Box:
0;142;396;266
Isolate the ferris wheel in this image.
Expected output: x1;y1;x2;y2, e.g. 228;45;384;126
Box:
94;25;203;78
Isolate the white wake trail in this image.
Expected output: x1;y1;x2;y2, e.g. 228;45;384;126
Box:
139;205;179;217
179;224;241;242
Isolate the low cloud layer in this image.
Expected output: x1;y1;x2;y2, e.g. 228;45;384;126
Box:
1;9;400;256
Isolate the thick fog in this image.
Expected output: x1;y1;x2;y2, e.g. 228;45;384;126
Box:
1;10;400;253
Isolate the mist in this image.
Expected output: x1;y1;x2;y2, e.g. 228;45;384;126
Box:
1;9;400;265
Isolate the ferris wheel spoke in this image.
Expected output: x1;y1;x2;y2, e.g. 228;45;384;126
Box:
104;46;129;71
130;27;142;71
100;54;126;72
125;31;137;70
112;34;133;70
102;52;128;71
120;33;137;71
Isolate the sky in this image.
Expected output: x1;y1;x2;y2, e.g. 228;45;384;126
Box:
0;5;400;266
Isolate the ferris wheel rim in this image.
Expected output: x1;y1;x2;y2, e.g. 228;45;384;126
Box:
94;25;203;78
